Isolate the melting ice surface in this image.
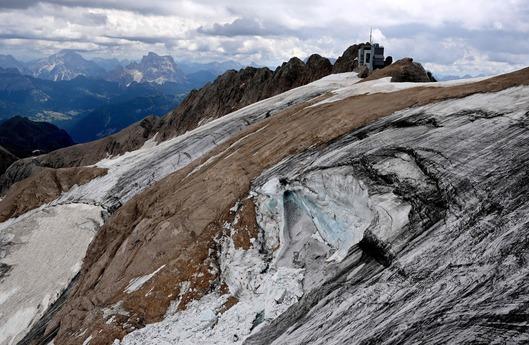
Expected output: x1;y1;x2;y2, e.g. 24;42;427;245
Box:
256;172;370;263
286;169;374;262
0;204;103;345
3;71;500;345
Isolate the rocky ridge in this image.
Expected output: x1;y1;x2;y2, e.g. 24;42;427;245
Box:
0;46;432;192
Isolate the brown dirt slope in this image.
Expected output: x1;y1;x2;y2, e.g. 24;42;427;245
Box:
0;166;107;222
38;67;529;345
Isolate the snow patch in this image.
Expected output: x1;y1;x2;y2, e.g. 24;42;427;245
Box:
0;307;37;345
82;335;93;345
312;75;492;107
125;265;166;293
0;204;104;345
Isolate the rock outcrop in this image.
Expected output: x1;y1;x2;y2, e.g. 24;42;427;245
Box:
332;44;365;73
364;57;435;82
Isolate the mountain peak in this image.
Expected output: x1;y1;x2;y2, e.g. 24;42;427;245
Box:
31;50;104;81
56;49;81;56
140;52;176;64
113;52;184;85
0;54;28;74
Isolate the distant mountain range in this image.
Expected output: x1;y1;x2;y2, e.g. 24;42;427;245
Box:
30;50;106;81
0;50;244;85
0;66;186;142
435;73;488;81
0;51;245;142
0;54;30;75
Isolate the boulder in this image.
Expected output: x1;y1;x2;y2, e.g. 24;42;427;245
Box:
363;58;434;83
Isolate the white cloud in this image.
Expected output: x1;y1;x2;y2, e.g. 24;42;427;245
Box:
0;0;527;76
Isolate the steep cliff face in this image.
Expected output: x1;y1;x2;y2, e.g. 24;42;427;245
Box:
5;68;526;345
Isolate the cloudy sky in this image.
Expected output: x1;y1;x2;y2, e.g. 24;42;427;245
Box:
0;0;528;76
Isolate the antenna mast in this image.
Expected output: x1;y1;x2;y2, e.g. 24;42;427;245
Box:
370;27;373;44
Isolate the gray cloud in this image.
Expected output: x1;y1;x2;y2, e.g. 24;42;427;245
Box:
197;17;293;37
103;35;172;45
0;0;527;76
0;0;173;15
0;0;37;9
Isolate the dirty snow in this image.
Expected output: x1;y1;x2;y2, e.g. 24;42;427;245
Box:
118;201;305;345
1;71;506;345
0;204;103;345
312;75;491;106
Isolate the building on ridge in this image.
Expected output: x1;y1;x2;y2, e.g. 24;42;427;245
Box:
357;28;386;71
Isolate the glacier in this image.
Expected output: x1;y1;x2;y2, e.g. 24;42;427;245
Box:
5;68;529;345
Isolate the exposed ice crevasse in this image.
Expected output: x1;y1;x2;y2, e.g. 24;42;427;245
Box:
254;166;412;263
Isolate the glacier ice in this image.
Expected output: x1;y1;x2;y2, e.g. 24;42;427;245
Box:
255;166;411;264
0;204;103;345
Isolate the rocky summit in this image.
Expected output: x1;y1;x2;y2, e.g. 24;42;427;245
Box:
0;43;528;345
